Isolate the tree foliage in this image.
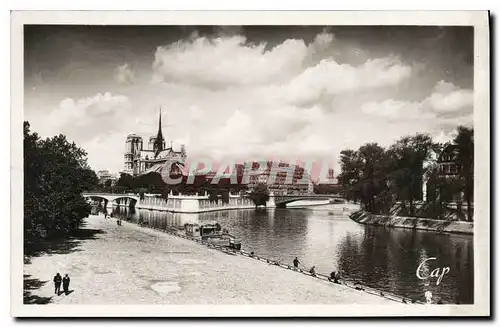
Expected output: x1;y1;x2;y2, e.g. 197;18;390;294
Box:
114;171;248;197
337;127;474;220
24;121;98;244
452;126;474;221
250;183;270;208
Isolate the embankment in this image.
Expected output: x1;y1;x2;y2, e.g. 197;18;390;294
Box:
349;211;473;235
23;215;394;305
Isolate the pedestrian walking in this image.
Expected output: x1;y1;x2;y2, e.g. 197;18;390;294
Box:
53;273;62;295
293;257;300;270
62;274;71;295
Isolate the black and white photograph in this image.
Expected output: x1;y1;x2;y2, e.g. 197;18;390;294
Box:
11;10;490;317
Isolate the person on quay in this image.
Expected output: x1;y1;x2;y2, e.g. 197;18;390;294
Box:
309;266;317;277
329;271;341;284
293;257;300;270
53;273;62;295
62;274;71;295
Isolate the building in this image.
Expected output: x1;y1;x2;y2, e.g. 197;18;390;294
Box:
437;144;461;176
246;161;314;195
123;109;187;177
422;143;466;202
97;170;118;186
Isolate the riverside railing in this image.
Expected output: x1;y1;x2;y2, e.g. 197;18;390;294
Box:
114;216;424;305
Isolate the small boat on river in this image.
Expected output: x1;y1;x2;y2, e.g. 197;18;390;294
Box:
184;221;241;250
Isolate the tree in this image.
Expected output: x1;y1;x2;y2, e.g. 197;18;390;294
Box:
104;179;112;190
116;173;136;192
337;144;392;214
79;168;99;192
24;121;93;244
337;149;363;203
453;126;474;221
250;183;270;209
138;188;147;200
389;134;434;216
208;189;219;204
220;189;230;204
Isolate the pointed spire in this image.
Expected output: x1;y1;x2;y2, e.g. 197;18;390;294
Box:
154;106;165;157
157;107;164;142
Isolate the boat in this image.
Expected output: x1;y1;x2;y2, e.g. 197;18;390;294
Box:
184;221;241;250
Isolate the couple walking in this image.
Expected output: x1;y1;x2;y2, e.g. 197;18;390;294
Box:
53;273;71;295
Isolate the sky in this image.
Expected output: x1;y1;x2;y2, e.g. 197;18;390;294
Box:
24;25;474;175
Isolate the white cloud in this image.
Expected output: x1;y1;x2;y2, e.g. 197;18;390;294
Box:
426;80;473;114
27;31;473;175
115;63;135;84
361;99;427;120
281;56;412;106
362;81;473;123
152;34;309;86
31;92;132;143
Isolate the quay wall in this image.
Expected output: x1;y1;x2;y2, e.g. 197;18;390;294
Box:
133;193;270;213
91;192;351;214
349;210;473;235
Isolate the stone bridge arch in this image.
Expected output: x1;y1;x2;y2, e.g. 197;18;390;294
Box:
83;193;140;208
273;194;345;208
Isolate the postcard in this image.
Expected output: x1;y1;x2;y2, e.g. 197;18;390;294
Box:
11;10;490;317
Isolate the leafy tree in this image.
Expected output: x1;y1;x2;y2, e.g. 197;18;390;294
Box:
138;188;147;200
338;144;392;214
116;173;135;192
220;189;230;204
389;134;434;216
24;121;94;244
337;149;363;202
453;126;474;221
104;179;112;191
208;189;219;204
250;183;270;209
80;168;99;192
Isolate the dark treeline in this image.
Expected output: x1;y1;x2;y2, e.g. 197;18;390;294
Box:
24;122;100;247
337;126;474;221
107;171;250;204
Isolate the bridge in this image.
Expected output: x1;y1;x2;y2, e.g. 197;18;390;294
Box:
273;194;345;207
83;192;140;208
82;192;345;211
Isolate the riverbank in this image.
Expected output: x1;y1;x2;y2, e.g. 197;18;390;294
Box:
349;211;473;235
24;214;394;305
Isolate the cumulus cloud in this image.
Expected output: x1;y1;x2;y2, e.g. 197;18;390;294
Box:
26;29;473;175
41;92;132;142
362;81;472;123
362;99;425;120
426;80;473;114
152;30;341;88
280;56;412;106
115;63;135;84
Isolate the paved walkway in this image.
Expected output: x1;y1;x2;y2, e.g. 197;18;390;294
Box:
24;215;393;304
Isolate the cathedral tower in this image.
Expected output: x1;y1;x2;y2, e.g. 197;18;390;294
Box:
153;108;166;157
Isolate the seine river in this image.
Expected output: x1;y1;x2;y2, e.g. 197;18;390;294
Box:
110;202;473;304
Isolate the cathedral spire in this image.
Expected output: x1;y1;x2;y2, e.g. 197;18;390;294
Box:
154;107;165;156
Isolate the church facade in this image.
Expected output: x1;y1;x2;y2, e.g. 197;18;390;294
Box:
123;110;187;177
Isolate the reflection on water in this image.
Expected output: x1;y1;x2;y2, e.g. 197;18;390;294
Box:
111;204;473;304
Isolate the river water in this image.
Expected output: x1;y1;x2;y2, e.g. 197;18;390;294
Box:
109;202;473;304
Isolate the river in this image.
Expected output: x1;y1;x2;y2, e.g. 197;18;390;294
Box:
109;202;473;304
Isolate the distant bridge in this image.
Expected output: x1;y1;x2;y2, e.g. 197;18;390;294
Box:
273;194;345;207
83;192;139;208
82;192;345;210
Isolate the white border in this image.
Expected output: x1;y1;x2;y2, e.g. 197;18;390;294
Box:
10;10;490;317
